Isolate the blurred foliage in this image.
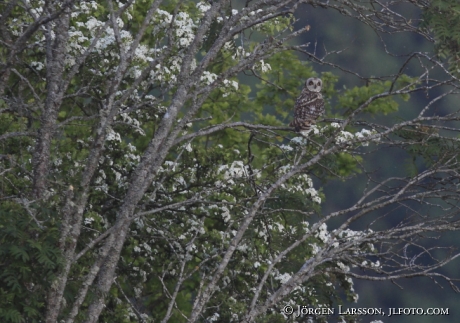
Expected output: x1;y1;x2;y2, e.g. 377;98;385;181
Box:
422;0;460;73
0;205;63;323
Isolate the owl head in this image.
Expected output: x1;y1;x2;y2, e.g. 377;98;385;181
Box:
305;77;322;92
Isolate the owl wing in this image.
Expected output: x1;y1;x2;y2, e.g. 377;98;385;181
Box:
289;91;324;132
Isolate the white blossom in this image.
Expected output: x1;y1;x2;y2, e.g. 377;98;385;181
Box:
279;144;293;151
201;71;218;84
196;2;211;13
208;313;220;322
275;272;292;284
31;61;45;71
106;128;122;142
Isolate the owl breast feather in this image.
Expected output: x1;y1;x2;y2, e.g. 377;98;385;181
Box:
290;92;324;132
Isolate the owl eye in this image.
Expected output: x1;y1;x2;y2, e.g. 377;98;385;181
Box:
308;81;314;85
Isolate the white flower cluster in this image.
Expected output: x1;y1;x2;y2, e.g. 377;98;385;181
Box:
278;166;321;203
335;228;377;254
201;71;218;85
361;260;381;268
336;128;378;146
247;9;264;17
150;61;177;83
354;128;378;146
207;313;220;322
315;223;329;243
336;261;350;273
274;272;292;284
308;125;321;135
94;169;109;193
53;4;247;95
290;125;322;141
290;136;309;146
231;46;247;60
217;161;251;184
345;276;359;302
175;12;197;47
222;79;239;91
153;10;197;48
106;128;122;142
199;71;239;95
313;225;377;253
118;113;145;135
58;4;223;92
255;222;285;242
255;60;272;73
196;2;211;14
279;144;293;151
336;228;369;242
310;243;321;255
221;206;231;223
30;61;45;71
336;130;354;144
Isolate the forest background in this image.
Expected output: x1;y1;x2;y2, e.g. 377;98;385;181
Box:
1;0;460;322
304;2;460;323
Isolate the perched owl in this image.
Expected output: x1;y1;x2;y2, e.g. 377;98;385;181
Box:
289;77;325;132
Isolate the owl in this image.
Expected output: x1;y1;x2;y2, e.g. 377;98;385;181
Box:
289;77;325;132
